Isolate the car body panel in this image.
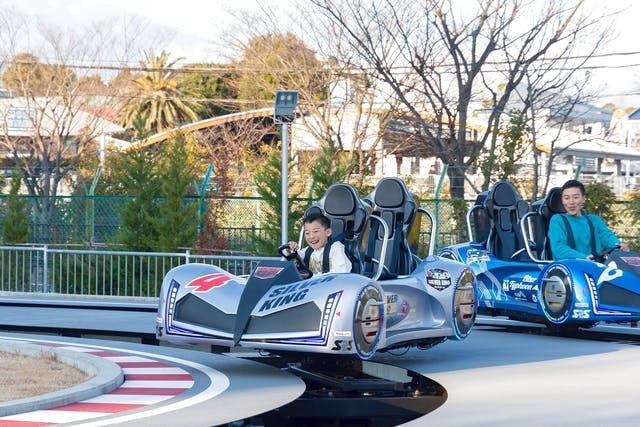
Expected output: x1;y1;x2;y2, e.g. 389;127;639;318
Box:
156;255;477;359
441;238;640;326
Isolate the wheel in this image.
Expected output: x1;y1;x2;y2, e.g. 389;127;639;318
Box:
594;244;621;263
539;264;573;324
353;284;384;359
452;269;476;339
277;243;313;279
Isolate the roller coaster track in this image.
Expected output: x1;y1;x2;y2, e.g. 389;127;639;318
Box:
124;107;275;152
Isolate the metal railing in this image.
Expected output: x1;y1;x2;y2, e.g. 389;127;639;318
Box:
0;246;278;298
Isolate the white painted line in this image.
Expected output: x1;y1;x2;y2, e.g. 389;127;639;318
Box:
58;346;102;352
82;394;172;405
120;380;194;388
76;355;229;426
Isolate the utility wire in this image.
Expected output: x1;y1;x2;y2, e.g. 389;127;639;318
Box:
5;50;640;75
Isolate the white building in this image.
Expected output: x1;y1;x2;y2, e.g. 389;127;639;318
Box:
0;96;125;194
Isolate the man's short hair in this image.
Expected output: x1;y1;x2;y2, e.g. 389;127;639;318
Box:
561;179;585;196
304;212;331;229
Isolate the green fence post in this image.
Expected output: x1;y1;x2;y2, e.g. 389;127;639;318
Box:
434;164;449;250
198;164;214;233
574;165;582;180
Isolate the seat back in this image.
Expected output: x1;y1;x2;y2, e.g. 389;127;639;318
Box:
363;177;418;277
467;191;490;244
536;187;565;260
484;181;530;261
306;183;368;273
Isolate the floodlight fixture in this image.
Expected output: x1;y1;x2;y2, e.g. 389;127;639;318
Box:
273;90;299;124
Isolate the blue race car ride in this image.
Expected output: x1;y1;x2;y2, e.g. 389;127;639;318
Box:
156;178;477;359
439;180;640;329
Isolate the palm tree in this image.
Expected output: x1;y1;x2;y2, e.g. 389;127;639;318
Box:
119;50;200;136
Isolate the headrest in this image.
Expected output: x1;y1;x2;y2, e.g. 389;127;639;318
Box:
490;181;518;207
307;183;368;236
475;191;488;206
373;178;406;208
546;187;565;214
323;184;357;216
304;205;323;220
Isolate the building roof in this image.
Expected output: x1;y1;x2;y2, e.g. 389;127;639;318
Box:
628;107;640;120
0;97;123;137
537;130;640;161
549;103;612;127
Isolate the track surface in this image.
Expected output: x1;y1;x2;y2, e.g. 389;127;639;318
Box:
3;300;640;426
375;322;640;427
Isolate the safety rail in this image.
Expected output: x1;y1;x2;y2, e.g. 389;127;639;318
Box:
0;245;278;298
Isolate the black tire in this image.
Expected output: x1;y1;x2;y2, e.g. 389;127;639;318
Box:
353;284;384;359
539;264;573;324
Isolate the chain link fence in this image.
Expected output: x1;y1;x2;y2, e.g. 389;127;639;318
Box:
0;194;635;253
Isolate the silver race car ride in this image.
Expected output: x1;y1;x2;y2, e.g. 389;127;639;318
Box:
156;178;477;359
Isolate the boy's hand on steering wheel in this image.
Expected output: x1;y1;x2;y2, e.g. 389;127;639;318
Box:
288;241;299;252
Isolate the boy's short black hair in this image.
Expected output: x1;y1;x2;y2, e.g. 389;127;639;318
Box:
305;212;331;229
561;179;585;196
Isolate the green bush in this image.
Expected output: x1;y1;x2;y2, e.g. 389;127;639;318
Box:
584;182;619;227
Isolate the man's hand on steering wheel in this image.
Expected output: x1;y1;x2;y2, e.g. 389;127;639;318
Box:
591;244;624;263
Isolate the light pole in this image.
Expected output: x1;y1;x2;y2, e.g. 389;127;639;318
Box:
273;90;299;245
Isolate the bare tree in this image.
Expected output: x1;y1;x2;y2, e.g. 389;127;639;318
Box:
222;5;398;191
520;71;601;199
0;10;165;242
307;0;613;198
480;0;616;198
199;119;275;196
195;117;276;252
299;8;404;190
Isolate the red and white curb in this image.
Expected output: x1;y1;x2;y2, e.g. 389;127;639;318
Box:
0;338;229;426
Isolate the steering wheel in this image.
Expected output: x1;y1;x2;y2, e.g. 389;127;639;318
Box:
278;244;313;279
593;244;621;263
